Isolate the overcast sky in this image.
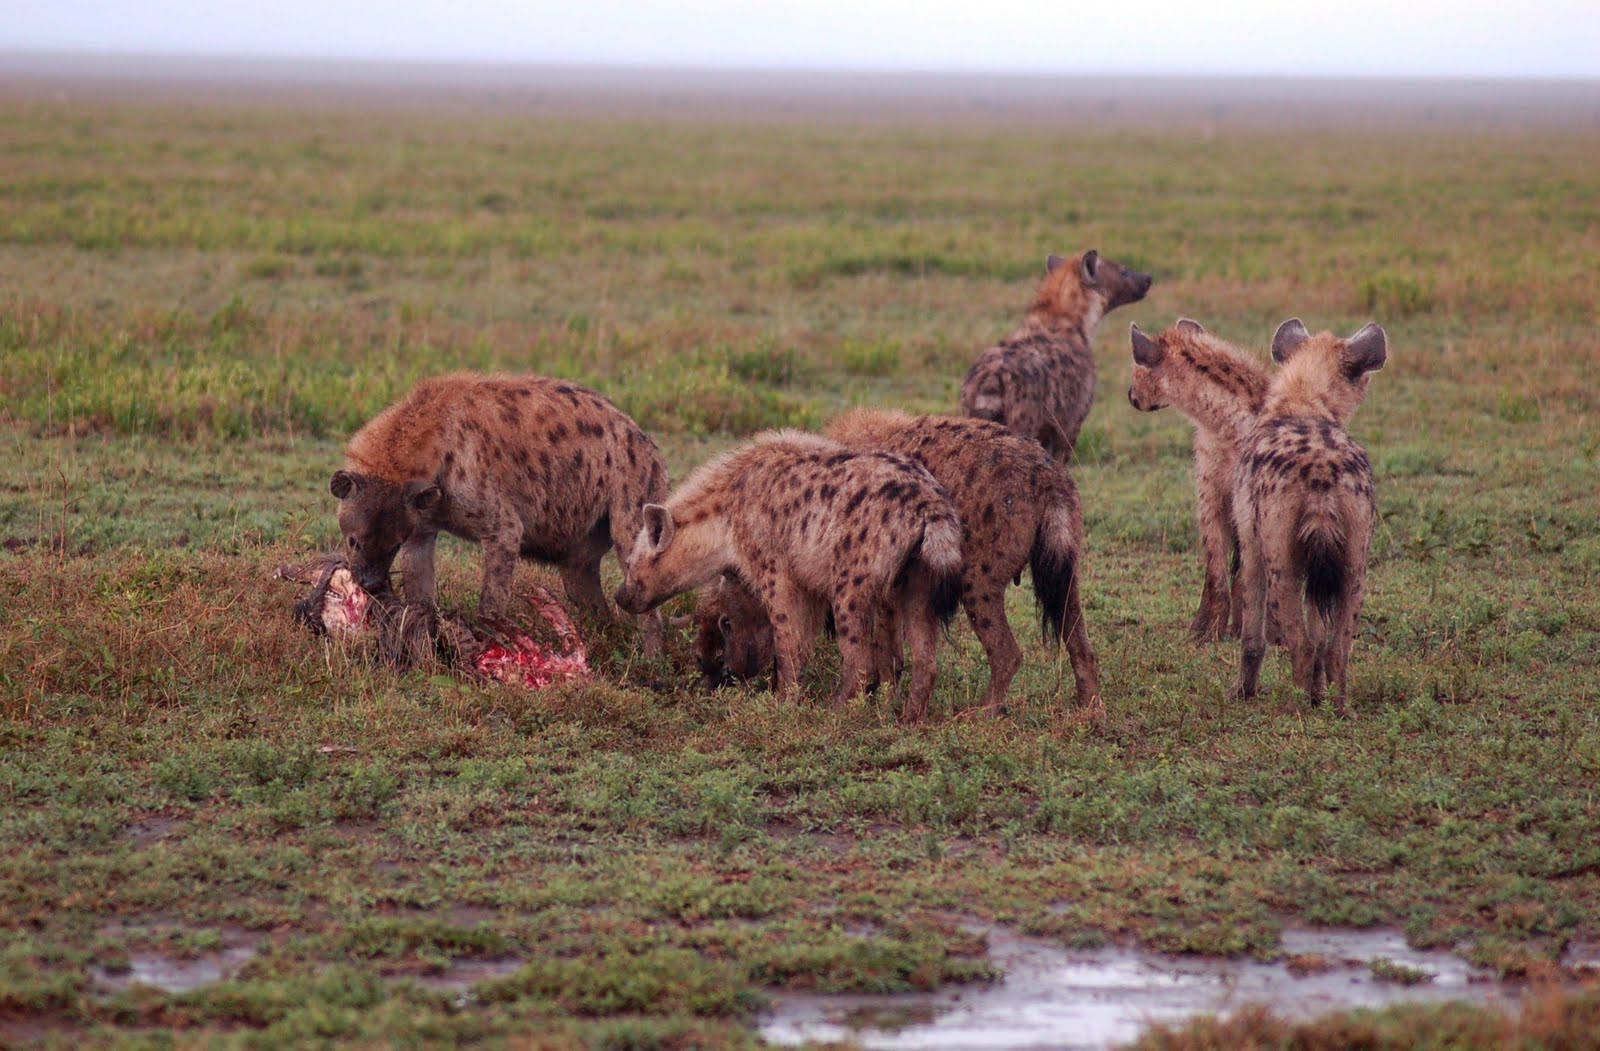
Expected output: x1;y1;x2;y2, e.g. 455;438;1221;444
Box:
7;0;1599;79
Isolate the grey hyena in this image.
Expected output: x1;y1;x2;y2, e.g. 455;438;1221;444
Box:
961;250;1152;461
1128;319;1271;641
329;372;668;651
1230;320;1387;712
697;411;1101;714
613;431;962;721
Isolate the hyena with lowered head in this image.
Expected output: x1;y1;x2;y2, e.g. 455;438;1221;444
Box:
1128;319;1270;641
1230;320;1387;712
330;372;669;651
613;431;963;721
696;411;1101;713
961;250;1152;462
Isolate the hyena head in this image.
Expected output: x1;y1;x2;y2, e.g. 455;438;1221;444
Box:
694;575;776;687
1126;317;1207;411
1269;318;1388;423
615;504;717;615
1036;249;1153;322
329;470;441;595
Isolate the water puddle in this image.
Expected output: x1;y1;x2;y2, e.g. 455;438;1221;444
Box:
394;958;526;1010
760;926;1537;1050
94;942;260;994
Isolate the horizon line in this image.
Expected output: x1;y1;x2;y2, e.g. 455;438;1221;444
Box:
4;48;1598;86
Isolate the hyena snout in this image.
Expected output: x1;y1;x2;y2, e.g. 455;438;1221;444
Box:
1111;269;1154;308
612;583;644;615
357;565;394;595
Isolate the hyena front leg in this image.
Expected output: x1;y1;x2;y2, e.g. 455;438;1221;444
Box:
398;533;439;606
767;577;823;701
477;525;524;621
558;557;610;619
1193;479;1234;642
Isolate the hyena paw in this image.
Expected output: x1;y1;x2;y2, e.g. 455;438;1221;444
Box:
1189;611;1228;644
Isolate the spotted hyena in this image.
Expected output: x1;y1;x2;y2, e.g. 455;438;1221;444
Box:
1128;319;1271;641
1230;320;1387;712
697;411;1101;713
613;431;962;721
961;250;1152;461
329;372;669;651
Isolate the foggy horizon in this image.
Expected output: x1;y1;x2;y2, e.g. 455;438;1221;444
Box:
6;47;1600;84
6;1;1599;81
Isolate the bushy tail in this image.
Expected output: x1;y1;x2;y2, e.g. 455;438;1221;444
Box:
915;515;964;625
1297;507;1348;620
1030;501;1080;645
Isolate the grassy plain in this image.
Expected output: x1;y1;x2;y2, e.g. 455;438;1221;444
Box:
1;77;1599;1047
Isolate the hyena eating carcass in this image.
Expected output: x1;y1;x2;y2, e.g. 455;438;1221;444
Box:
1230;320;1387;712
329;372;669;651
961;250;1152;462
697;411;1101;713
613;431;963;721
1128;319;1271;641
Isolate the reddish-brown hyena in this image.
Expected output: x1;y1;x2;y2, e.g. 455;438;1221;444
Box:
613;431;962;721
1128;319;1271;641
961;250;1152;462
1230;320;1387;712
330;372;669;651
697;411;1101;714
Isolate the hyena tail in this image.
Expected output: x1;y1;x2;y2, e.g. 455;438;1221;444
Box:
1297;509;1348;621
1030;501;1080;645
915;515;964;625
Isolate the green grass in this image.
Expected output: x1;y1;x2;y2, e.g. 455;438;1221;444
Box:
1;92;1598;1047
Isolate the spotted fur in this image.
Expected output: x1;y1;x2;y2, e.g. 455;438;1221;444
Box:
697;411;1102;714
1128;319;1270;641
1230;321;1387;712
330;372;669;651
614;431;962;721
960;250;1152;461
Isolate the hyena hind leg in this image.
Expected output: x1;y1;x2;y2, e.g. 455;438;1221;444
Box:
1268;563;1320;707
964;585;1022;712
899;581;946;724
1060;564;1102;716
829;594;881;708
1229;537;1269;702
1322;575;1367;715
869;599;905;694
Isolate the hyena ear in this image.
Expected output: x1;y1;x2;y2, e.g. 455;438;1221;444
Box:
1130;323;1165;366
1080;250;1100;283
1175;317;1206;336
1342;323;1388;377
330;470;362;499
643;503;675;551
1046;253;1066;273
407;482;442;512
1271;318;1311;364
